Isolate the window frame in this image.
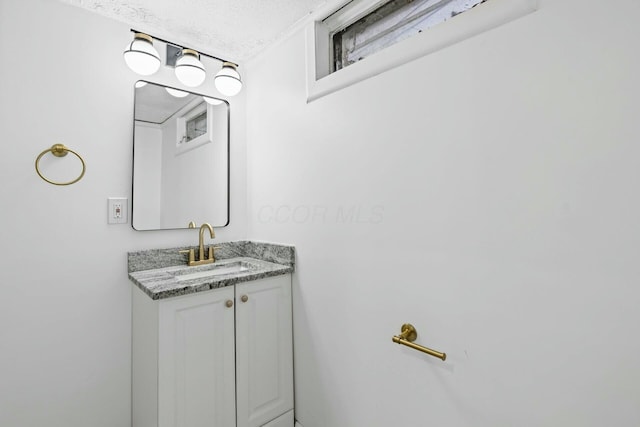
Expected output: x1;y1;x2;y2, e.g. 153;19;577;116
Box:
175;100;214;155
305;0;538;102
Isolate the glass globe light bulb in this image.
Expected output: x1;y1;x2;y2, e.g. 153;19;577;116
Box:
175;49;206;88
214;62;242;96
203;96;224;105
165;87;189;98
123;33;160;76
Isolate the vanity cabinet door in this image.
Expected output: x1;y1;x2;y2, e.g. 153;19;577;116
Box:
235;275;294;427
262;410;294;427
158;286;236;427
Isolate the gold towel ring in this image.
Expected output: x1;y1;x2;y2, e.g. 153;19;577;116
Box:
35;144;86;186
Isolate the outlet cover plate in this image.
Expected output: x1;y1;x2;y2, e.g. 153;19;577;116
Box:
108;197;128;224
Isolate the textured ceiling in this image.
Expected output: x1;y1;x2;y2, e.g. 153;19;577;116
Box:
58;0;334;62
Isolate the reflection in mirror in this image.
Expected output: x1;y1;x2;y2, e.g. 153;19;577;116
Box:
132;81;229;230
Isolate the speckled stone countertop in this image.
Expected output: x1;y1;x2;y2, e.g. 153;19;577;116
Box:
128;241;295;300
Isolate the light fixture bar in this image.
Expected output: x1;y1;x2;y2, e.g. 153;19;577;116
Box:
129;29;239;68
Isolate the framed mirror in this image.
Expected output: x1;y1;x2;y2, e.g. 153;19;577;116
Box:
132;81;229;230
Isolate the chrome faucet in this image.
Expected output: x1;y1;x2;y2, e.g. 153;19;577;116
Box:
179;223;219;266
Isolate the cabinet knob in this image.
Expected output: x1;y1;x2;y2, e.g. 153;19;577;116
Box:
240;295;248;303
225;300;233;308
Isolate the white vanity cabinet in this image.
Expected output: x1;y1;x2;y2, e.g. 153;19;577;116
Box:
235;277;294;427
132;274;293;427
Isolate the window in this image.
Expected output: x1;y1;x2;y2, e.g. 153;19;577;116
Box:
305;0;538;102
176;101;214;155
332;0;487;72
185;111;207;142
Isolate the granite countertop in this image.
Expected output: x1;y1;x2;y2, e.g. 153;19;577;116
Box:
129;257;292;300
128;241;295;300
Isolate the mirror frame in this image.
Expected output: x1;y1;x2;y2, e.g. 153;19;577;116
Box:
131;80;230;231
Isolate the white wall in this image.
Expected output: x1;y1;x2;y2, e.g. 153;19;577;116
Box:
133;123;162;229
245;0;640;425
0;0;247;425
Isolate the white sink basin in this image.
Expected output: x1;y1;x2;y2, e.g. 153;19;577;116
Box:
175;261;251;282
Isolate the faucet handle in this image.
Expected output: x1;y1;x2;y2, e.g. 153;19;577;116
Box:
179;249;195;265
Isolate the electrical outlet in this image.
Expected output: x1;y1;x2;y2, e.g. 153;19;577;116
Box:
108;197;128;224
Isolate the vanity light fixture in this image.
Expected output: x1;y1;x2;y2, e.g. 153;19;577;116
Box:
175;49;206;87
123;33;161;76
214;62;243;96
125;29;243;96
